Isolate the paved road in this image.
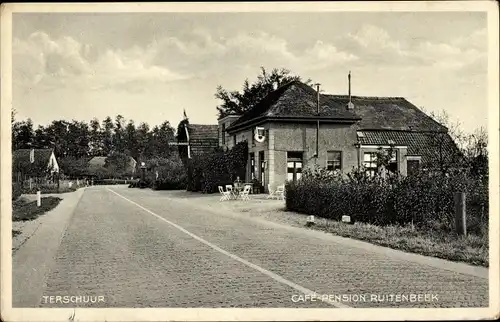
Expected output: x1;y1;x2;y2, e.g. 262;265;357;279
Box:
14;186;489;308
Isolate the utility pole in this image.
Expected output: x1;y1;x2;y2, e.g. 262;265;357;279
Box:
314;83;321;160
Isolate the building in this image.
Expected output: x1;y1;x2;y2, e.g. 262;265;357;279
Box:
12;148;59;182
88;155;137;175
176;123;219;158
184;79;460;191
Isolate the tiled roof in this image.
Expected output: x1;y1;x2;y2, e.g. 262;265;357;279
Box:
13;149;55;176
324;95;446;132
226;81;360;131
357;130;461;165
186;124;219;155
226;80;446;133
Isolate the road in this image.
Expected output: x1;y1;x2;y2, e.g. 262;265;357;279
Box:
13;186;489;308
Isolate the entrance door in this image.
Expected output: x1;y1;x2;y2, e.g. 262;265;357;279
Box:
259;151;265;186
287;152;303;182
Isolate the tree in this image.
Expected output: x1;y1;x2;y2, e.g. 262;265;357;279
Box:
89;118;103;156
13;118;35;150
114;115;126;153
215;67;309;118
105;151;133;178
136;122;150;160
125;120;138;159
101;116;114;156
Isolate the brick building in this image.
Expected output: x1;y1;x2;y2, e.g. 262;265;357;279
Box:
183;79;459;191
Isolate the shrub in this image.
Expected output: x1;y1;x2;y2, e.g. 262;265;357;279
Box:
185;142;248;194
286;166;488;236
12;183;22;200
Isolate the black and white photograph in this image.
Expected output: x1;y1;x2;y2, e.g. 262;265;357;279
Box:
1;2;498;321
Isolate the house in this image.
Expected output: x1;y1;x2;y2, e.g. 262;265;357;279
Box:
87;155;137;175
177;123;219;158
183;78;460;191
12;148;59;181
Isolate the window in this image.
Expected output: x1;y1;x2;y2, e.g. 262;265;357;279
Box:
287;152;303;182
327;151;342;172
387;152;398;173
407;157;421;176
363;152;378;177
221;123;226;145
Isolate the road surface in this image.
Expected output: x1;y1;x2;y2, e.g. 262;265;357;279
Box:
12;186;489;308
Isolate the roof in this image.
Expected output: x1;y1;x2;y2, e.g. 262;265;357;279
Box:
226;80;446;133
357;130;461;165
226;80;360;132
88;156;107;167
323;95;447;132
13;149;55;176
186;124;219;155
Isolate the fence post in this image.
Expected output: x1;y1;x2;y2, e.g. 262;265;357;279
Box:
37;190;41;207
454;192;467;236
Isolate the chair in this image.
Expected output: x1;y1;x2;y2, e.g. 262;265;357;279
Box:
225;185;236;199
275;184;285;200
266;184;276;199
239;185;251;201
218;186;231;201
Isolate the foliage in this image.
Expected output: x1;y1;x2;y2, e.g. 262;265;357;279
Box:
215;67;310;118
12;196;62;221
12;114;176;162
285;167;488;236
186;141;248;193
58;156;91;178
148;155;187;190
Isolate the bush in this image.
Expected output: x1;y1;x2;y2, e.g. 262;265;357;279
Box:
285;166;488;236
148;155;187;190
185;142;248;194
12;183;22;200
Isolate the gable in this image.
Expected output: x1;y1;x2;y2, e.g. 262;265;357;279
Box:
13;149;55;176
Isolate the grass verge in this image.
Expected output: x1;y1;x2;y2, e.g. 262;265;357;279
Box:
12;197;62;221
311;220;488;267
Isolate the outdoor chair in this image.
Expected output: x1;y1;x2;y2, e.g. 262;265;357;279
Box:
239;185;251;201
218;186;231;201
266;184;276;199
275;184;285;200
225;185;236;199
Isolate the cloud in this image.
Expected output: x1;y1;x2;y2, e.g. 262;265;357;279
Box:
13;26;487;94
334;24;487;76
13;31;187;92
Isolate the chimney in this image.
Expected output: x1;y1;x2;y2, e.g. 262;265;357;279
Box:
347;71;354;110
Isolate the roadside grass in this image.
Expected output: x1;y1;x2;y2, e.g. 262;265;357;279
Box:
312;220;488;267
12;230;21;237
12;197;62;221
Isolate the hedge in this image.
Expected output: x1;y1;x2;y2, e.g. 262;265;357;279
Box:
185;142;248;194
285;166;488;236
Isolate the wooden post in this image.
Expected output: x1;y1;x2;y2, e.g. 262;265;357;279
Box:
37;191;41;207
454;192;467;236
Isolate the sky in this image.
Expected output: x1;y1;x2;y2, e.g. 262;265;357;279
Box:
12;11;488;134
